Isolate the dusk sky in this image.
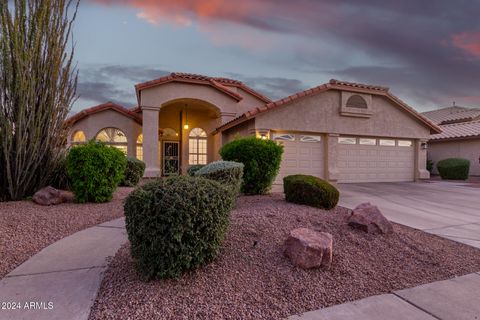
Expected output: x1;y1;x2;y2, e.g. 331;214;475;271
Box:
72;0;480;113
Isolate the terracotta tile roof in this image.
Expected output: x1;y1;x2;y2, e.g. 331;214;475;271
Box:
66;102;142;126
429;119;480;140
135;72;271;103
422;106;480;125
216;79;441;134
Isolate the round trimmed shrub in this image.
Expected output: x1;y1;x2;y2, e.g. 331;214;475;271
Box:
437;158;470;180
187;164;205;176
66;140;127;203
120;157;146;187
283;174;339;210
219;136;283;195
195;160;244;195
124;176;233;280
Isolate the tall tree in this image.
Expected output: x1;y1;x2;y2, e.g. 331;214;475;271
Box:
0;0;79;201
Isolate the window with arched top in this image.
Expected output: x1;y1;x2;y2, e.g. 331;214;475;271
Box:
162;128;178;138
72;130;86;144
189;128;207;165
96;127;128;155
136;134;143;160
346;95;368;109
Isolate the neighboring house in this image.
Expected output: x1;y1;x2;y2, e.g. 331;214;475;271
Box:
422;106;480;176
67;73;440;188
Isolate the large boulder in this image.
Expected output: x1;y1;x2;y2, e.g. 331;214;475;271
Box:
284;228;333;269
347;202;393;234
32;186;70;206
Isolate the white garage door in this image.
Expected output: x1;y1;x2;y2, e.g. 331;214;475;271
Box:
338;137;415;183
272;133;324;191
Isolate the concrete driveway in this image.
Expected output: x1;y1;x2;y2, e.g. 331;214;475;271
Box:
338;181;480;249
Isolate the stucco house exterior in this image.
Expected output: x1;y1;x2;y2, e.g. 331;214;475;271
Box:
67;73;441;188
422;106;480;176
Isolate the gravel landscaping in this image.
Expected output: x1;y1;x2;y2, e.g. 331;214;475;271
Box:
0;187;132;278
89;194;480;320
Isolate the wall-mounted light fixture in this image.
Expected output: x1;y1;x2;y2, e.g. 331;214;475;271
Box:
183;104;189;130
421;142;428;150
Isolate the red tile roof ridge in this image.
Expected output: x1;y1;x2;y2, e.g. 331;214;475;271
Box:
329;79;389;92
66;102;142;126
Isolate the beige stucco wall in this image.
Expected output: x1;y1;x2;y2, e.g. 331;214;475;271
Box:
255;90;431;139
68;109;142;158
221;119;256;144
252;89;431;181
428;139;480;176
140;82;265;124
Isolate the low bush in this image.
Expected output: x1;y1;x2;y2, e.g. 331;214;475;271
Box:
437;158;470;180
195;161;244;195
124;176;233;280
66;141;127;203
48;153;72;190
283;175;339;210
121;157;146;187
219;136;283;195
187;164;205;176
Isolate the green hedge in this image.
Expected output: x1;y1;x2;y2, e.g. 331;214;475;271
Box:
283;175;339;210
195;161;244;196
187;164;205;176
219;136;283;195
66;141;126;203
124;176;233;280
437;158;470;180
120;157;146;187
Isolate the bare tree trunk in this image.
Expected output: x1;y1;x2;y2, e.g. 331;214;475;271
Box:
0;0;79;201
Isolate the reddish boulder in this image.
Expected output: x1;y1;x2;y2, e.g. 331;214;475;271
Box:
284;228;333;269
347;202;393;234
32;186;64;206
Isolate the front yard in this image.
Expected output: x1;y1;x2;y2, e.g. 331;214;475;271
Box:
0;187;133;279
89;194;480;320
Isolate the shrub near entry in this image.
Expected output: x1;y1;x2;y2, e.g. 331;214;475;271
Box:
283;175;339;210
121;157;146;187
66;140;126;203
219;136;283;195
195;161;244;196
124;176;233;280
437;158;470;180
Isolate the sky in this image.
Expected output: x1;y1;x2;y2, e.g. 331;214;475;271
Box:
71;0;480;113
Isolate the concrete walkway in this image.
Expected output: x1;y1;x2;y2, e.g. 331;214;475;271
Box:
288;181;480;320
338;181;480;248
288;272;480;320
0;218;127;320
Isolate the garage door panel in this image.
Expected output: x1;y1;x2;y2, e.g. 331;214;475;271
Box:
338;140;414;183
273;137;324;188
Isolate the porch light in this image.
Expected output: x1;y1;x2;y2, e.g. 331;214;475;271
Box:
260;134;267;140
183;104;189;130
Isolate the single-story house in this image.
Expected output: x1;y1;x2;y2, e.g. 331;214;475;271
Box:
422;105;480;176
67;73;441;189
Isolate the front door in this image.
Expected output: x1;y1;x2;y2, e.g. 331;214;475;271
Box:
163;141;180;176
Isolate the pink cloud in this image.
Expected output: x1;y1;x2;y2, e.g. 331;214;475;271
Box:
452;32;480;57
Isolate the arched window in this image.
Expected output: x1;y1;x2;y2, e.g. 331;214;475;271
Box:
136;134;143;161
189;128;207;165
162;128;178;138
346;95;368;109
72;130;86;144
96;127;128;155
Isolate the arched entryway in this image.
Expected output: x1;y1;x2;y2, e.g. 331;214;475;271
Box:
141;98;221;176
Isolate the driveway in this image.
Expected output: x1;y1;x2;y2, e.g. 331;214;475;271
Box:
338;181;480;249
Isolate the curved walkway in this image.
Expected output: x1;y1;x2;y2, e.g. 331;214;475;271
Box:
0;217;127;320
